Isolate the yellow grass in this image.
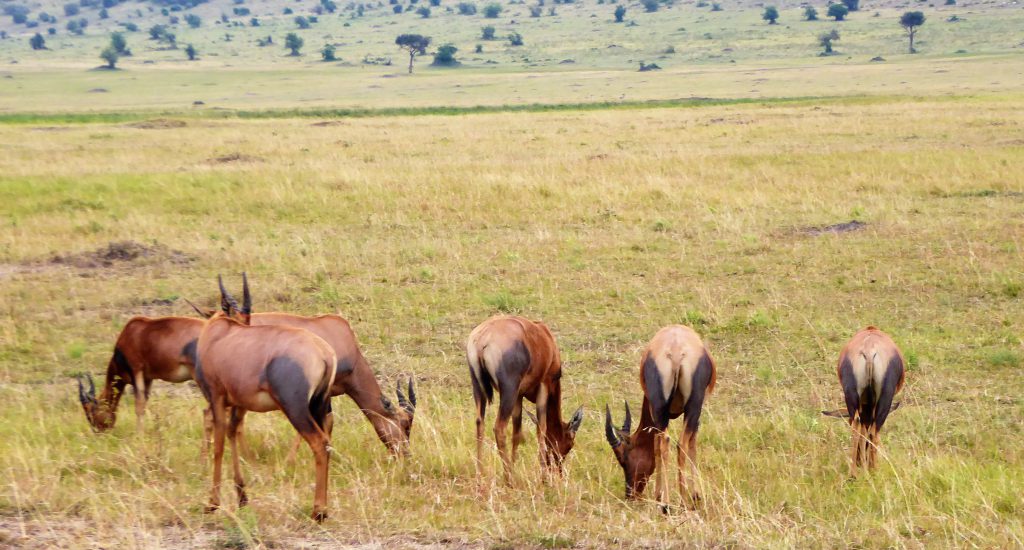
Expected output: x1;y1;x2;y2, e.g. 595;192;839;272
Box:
0;95;1023;547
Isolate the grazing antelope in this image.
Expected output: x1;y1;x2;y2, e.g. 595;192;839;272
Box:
466;315;584;481
605;325;716;510
196;275;337;521
824;326;905;477
76;316;205;433
185;302;416;455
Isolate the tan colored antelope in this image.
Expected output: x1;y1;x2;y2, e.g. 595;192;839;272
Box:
196;275;337;521
605;325;716;511
185;302;416;455
466;315;584;482
825;326;905;477
76;316;204;433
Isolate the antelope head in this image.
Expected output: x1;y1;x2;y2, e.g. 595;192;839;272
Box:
605;401;654;499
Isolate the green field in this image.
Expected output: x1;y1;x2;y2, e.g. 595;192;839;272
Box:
1;0;1024;545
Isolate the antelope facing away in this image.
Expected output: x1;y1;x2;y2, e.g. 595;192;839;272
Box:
185;302;416;456
605;325;716;510
196;275;337;521
466;315;584;482
824;326;905;477
77;315;205;433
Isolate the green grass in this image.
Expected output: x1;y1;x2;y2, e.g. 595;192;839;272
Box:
0;95;1022;546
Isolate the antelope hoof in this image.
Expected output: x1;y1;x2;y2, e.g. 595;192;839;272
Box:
204;502;219;514
311;508;328;523
237;492;248;507
659;504;669;515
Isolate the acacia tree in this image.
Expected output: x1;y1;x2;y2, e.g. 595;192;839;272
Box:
100;46;119;68
818;28;839;54
899;11;925;53
285;32;304;55
185;43;198;60
804;5;818;20
614;4;625;22
827;3;848;20
395;33;430;74
763;5;779;23
30;32;46;50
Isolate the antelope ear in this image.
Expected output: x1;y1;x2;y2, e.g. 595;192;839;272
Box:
524;410;538;426
568;406;584;433
821;409;849;418
184;298;215;319
380;395;396;414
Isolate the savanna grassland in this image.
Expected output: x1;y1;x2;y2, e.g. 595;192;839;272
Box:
0;94;1023;548
2;0;1024;543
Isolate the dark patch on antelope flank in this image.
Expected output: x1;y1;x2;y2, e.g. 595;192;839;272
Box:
838;355;859;421
798;220;868;236
495;341;531;418
112;347;132;380
124;118;187;129
182;339;198;367
683;352;714;433
46;240;194;269
335;357;355;377
641;353;670;430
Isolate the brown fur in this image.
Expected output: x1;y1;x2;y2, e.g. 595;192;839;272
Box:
77;316;204;433
196;276;337;522
606;325;717;510
835;326;905;477
466;315;583;482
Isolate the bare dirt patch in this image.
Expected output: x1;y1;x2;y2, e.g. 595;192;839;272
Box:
206;152;263;164
797;220;868;236
125;119;188;130
48;240;194;269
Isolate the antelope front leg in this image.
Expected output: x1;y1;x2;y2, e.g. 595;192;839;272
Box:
133;372;148;434
848;419;863;478
535;385;550;478
867;424;880;470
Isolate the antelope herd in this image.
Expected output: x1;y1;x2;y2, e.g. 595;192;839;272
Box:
76;273;906;519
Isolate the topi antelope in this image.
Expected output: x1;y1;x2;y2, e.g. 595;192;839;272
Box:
823;326;905;477
605;325;716;510
195;274;337;521
466;315;584;482
76;315;205;433
185;302;416;456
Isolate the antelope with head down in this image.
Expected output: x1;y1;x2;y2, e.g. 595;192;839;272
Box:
823;326;905;477
605;325;716;511
195;274;337;521
76;315;204;433
185;302;416;456
466;315;584;482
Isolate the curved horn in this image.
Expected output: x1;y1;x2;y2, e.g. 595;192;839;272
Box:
87;373;96;398
408;377;416;409
605;404;621;447
396;379;413;414
569;405;584;433
622;400;632;433
241;272;251;314
183;298;211;319
218;274;240;313
77;375;88;404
